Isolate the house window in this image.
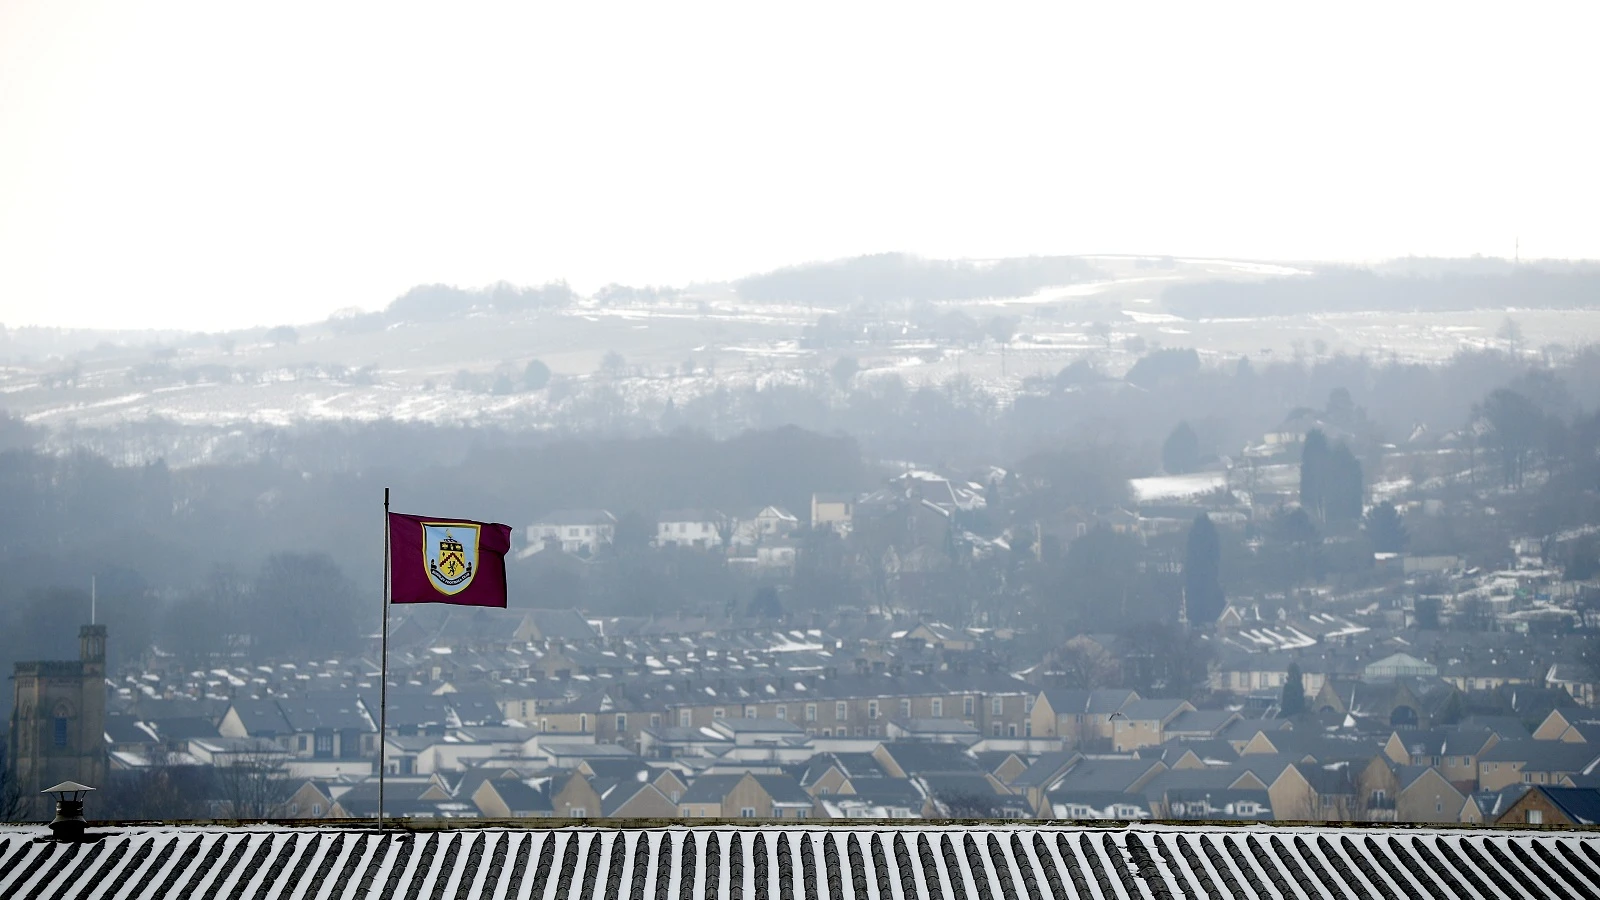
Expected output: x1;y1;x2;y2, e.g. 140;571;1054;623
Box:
745;707;757;719
1025;721;1033;737
579;715;588;732
836;702;848;721
680;711;692;727
542;719;550;732
868;701;879;720
1025;696;1035;712
992;697;1004;716
964;696;975;717
868;726;879;737
932;699;943;717
776;706;787;720
900;700;912;718
822;729;831;737
53;717;68;748
312;804;322;816
992;723;1001;736
806;704;817;722
299;735;309;751
1528;809;1543;824
571;808;587;818
741;808;756;818
289;803;299;815
652;715;661;728
714;708;726;720
1008;724;1018;737
315;733;334;755
616;714;627;733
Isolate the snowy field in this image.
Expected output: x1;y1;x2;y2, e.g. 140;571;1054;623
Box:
1130;472;1230;503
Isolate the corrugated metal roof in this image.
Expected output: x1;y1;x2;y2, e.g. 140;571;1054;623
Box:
2;824;1599;899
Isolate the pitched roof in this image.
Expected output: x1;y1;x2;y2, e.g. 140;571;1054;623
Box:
143;716;219;741
878;742;982;776
275;693;374;733
103;715;158;745
1118;699;1190;722
1537;786;1600;825
1009;751;1082;789
1051;758;1163;794
1480;740;1600;770
528;609;600;641
1458;715;1532;739
1165;709;1238;735
581;758;652;781
226;699;291;736
842;778;924;806
752;775;812;806
601;782;669;817
484;779;553;814
678;774;751;804
4;826;1599;898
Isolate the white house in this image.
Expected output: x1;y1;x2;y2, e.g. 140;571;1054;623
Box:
753;506;800;537
656;509;725;549
524;510;616;556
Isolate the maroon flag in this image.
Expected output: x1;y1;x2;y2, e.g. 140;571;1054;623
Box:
388;512;512;607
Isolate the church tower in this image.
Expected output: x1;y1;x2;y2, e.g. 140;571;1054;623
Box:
6;625;107;818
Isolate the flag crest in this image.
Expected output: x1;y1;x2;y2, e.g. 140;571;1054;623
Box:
424;522;479;595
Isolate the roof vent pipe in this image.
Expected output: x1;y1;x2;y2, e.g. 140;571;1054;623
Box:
42;781;95;842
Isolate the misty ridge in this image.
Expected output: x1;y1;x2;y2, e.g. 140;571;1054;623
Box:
3;252;1599;633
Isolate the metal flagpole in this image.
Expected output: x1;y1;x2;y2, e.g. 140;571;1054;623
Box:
379;487;390;829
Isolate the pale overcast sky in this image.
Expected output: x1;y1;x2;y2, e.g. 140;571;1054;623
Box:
1;1;1595;331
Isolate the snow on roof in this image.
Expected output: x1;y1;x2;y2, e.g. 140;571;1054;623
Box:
2;824;1597;899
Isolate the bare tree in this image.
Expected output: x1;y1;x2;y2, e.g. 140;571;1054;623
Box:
99;748;211;821
1089;321;1113;349
0;767;27;822
1055;637;1118;690
215;745;295;819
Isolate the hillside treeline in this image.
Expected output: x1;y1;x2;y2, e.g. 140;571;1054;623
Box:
1164;267;1600;317
327;280;578;333
737;253;1103;308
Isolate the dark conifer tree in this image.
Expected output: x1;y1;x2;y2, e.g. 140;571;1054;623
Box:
1162;421;1201;475
1300;429;1330;521
1183;513;1225;625
1365;501;1407;553
1281;663;1307;716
